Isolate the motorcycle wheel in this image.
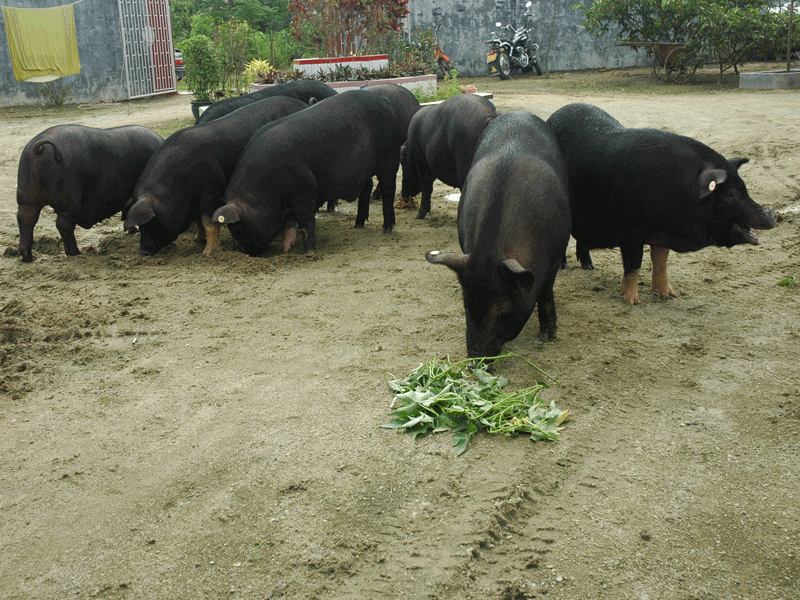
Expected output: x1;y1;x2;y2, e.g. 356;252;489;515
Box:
533;59;542;76
498;52;511;80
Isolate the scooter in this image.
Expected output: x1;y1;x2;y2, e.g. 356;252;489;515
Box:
486;1;542;80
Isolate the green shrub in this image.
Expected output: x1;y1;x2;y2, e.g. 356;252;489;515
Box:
182;34;220;101
413;69;462;103
38;81;72;107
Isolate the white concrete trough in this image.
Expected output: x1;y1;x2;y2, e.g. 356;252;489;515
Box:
292;54;389;78
739;69;800;90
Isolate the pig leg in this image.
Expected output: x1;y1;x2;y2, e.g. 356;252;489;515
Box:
416;179;434;219
201;214;221;256
576;242;594;270
620;243;645;305
650;245;677;298
17;203;41;262
536;276;559;341
378;173;397;233
354;179;374;229
291;198;318;255
194;218;206;243
55;213;80;256
398;169;419;210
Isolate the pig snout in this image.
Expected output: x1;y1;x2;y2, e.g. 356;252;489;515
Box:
753;206;778;230
466;327;504;360
731;203;778;246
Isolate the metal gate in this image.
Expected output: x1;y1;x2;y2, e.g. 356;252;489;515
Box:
118;0;176;99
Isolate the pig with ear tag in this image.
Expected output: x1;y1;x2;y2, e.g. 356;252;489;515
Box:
123;95;308;256
547;103;777;305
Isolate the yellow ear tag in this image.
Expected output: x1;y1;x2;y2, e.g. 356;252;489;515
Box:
709;181;716;192
218;215;225;223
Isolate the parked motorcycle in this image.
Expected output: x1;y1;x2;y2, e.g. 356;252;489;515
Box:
486;1;542;80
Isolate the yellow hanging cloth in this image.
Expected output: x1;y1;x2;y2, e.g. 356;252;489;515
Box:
3;4;81;82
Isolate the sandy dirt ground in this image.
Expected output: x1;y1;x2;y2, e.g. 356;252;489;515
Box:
1;67;799;600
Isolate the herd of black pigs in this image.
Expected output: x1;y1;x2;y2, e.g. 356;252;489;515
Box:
15;79;777;358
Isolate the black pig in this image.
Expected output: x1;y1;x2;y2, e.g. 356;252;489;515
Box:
212;90;401;256
195;79;336;124
401;94;498;219
16;125;163;262
123;96;308;256
427;111;570;358
547;103;777;304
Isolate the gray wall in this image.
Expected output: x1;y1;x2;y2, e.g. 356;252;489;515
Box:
0;0;127;107
407;0;648;76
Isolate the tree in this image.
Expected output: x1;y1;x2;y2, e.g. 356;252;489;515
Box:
579;0;701;43
171;0;196;42
288;0;409;57
215;19;254;93
694;0;776;81
171;0;293;67
182;34;220;100
579;0;778;83
171;0;290;43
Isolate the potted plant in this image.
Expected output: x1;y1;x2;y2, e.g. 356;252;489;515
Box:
182;34;220;119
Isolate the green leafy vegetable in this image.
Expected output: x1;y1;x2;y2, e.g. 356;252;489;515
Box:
383;354;568;455
778;276;796;287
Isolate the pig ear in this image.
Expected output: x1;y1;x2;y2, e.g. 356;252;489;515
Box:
124;197;156;228
426;250;469;274
698;168;727;199
500;258;535;294
213;204;242;225
728;157;749;171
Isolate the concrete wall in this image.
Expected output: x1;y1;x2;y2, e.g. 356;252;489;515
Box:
406;0;648;76
0;0;127;107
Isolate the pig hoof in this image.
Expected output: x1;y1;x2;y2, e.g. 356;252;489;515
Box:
415;211;428;220
353;222;365;229
21;254;34;263
652;286;677;299
623;292;640;305
383;224;394;233
304;249;315;257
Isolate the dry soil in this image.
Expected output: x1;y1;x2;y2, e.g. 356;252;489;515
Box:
1;66;799;600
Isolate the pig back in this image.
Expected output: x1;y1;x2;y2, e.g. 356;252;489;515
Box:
459;111;569;258
18;124;162;226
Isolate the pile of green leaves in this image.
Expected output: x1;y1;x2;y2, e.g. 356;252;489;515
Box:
383;354;568;455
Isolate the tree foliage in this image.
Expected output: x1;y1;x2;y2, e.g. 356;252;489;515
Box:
182;34;220;100
287;0;409;57
172;0;294;68
578;0;782;82
171;0;290;44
